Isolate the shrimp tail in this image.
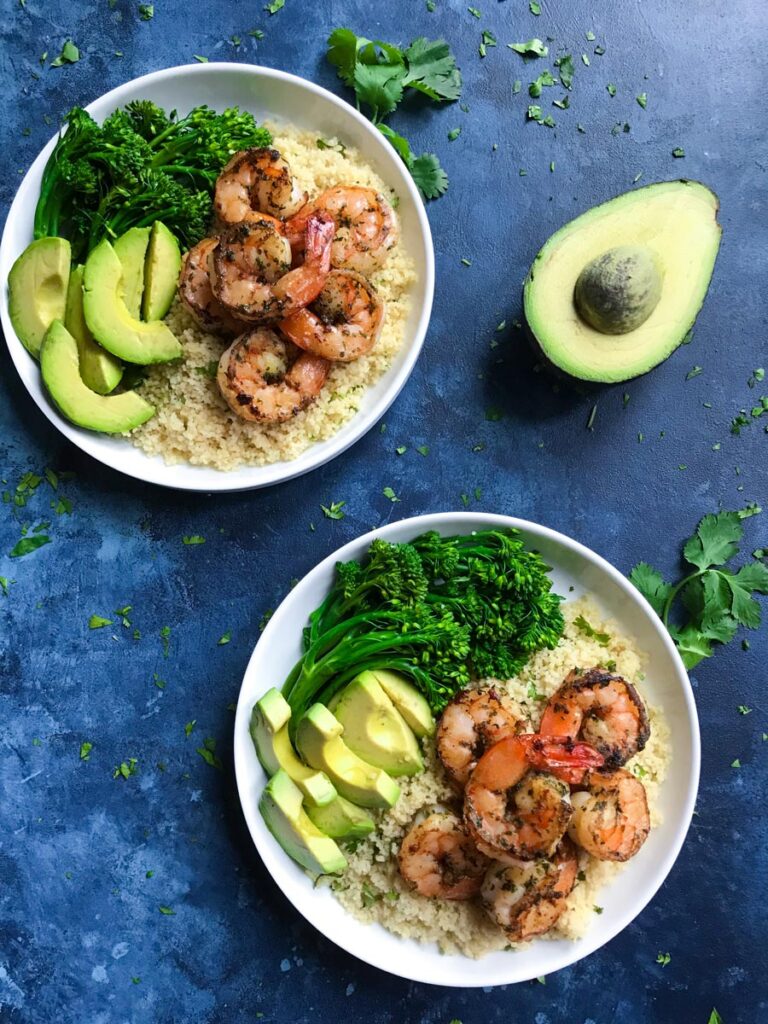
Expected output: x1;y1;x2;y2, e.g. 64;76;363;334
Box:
304;213;335;271
520;734;605;786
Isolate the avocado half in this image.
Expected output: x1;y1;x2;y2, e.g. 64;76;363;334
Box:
524;180;722;383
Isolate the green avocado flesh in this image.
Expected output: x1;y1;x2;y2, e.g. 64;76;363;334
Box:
369;669;435;738
328;672;423;777
296;703;400;809
113;226;151;319
304;793;375;841
259;770;347;877
65;265;124;395
9;237;71;358
40;320;154;433
83;240;182;365
142;220;182;321
250;689;337;806
524;180;722;383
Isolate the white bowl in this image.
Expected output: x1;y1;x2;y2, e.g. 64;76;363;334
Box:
234;512;700;987
0;63;434;492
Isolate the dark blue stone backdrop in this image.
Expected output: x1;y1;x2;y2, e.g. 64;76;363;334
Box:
1;1;766;1021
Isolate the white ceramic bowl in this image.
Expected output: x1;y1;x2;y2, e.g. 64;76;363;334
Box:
234;512;700;987
0;64;434;492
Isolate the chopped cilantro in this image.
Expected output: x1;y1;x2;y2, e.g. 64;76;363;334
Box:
193;55;209;63
529;0;541;11
636;92;648;108
138;3;154;19
417;445;430;456
182;535;206;545
467;6;481;17
218;631;232;645
586;30;596;41
0;577;14;596
581;53;590;66
51;40;80;67
737;705;751;715
197;737;223;769
160;625;171;657
9;535;50;558
574;614;610;646
184;720;197;737
479;30;497;57
508;38;548;57
158;905;176;915
113;758;138;779
686;366;703;380
89;615;113;629
382;486;400;502
264;0;285;12
554;53;574;88
248;28;265;39
529;69;555;97
672;147;685;158
447;127;461;141
395;445;407;455
656;952;671;967
606;83;617;96
594;44;606;55
707;1012;723;1024
460;257;472;266
321;500;346;520
731;758;741;768
79;741;93;761
593;905;604;914
586;404;597;431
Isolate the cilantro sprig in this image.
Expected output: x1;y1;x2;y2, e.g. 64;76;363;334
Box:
326;29;461;198
630;511;768;669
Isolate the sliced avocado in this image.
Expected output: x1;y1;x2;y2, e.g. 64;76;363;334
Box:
371;670;435;738
65;265;124;395
142;221;182;321
9;237;71;358
328;672;423;777
259;770;347;877
250;689;336;807
305;793;375;842
83;240;182;364
524;180;722;383
40;320;155;433
113;226;151;319
296;704;400;809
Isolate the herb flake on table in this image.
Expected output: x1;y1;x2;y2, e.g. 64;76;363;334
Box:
158;905;176;915
138;3;154;19
630;510;768;668
182;535;205;545
197;737;223;769
508;38;548;57
382;486;400;502
637;92;648;108
79;741;93;761
656;951;671;966
50;40;80;67
672;147;685;158
264;0;285;12
218;631;231;645
9;535;50;558
89;614;113;629
321;500;346;520
113;758;138;779
479;30;496;57
554;53;574;88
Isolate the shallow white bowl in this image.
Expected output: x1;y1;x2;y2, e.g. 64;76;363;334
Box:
234;512;700;987
0;63;434;492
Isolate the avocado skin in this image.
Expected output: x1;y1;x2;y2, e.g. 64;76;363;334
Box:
574;245;663;335
9;237;71;358
370;669;435;738
40;320;154;433
83;239;181;365
305;793;375;841
524;179;722;384
259;770;347;877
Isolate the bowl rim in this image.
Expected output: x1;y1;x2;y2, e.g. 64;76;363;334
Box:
233;510;701;987
0;61;435;493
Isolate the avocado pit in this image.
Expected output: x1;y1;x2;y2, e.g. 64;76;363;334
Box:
574;244;663;335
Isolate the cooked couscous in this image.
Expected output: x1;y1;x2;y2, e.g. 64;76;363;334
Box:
131;123;416;471
330;597;671;957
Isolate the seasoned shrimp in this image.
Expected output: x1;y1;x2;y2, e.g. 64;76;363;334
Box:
523;734;606;787
217;327;329;422
569;768;650;862
464;735;572;861
177;238;244;336
280;270;385;362
539;668;650;769
211;214;333;323
286;186;399;276
398;812;490;901
481;838;579;942
214;147;307;223
436;687;528;791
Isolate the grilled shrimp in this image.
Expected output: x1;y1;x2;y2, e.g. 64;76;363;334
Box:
286;186;399;276
210;214;333;323
280;270;385;362
217;327;329;422
214;147;307;223
539;668;650;769
177;238;245;336
464;735;573;861
436;687;528;792
481;838;579;942
569;768;650;862
398;812;490;901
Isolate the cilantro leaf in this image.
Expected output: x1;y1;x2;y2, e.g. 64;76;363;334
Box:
669;624;712;669
403;37;462;101
708;1011;723;1024
89;614;113;629
79;741;93;761
554;53;574;88
574;614;611;646
51;40;80;67
683;511;742;570
197;737;223;770
353;61;406;119
629;563;672;616
508;38;548;57
9;535;51;558
327;28;370;86
410;152;448;199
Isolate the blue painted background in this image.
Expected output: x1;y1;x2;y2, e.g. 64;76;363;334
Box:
1;1;766;1021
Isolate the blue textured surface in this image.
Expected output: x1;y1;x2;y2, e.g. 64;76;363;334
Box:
1;1;766;1021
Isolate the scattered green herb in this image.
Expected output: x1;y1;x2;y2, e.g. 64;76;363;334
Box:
447;127;461;141
636;92;647;108
508;38;548;57
630;511;768;668
554;53;574;88
218;631;231;645
479;30;497;57
79;741;93;761
158;905;176;915
196;737;223;770
51;40;80;68
264;0;285;12
672;147;685;158
138;4;154;19
321;500;346;520
656;951;671;967
529;69;555;97
9;535;50;558
184;720;197;737
382;486;400;502
574;614;610;646
89;615;113;629
686;366;703;380
182;535;206;545
114;758;138;779
606;83;616;97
